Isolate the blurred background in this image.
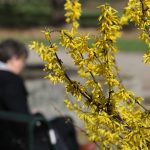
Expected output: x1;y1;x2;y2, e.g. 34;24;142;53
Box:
0;0;150;143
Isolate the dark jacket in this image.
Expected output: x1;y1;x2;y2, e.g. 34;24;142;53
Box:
0;70;30;149
0;70;29;114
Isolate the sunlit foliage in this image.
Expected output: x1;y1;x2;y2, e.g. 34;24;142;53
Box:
30;0;150;149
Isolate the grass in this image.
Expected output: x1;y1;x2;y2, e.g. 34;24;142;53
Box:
0;36;147;52
117;38;148;52
22;38;148;52
87;38;148;52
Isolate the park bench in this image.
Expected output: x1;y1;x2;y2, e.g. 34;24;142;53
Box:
0;111;57;150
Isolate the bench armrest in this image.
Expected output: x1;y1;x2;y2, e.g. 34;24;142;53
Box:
0;111;45;123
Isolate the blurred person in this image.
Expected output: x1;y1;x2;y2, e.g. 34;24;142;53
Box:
0;39;96;150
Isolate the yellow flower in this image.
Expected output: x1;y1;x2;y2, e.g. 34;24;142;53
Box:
143;51;150;65
64;0;81;30
30;0;150;149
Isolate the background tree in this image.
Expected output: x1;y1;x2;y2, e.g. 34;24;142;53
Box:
51;0;66;25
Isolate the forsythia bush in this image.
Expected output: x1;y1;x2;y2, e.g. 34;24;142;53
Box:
30;0;150;149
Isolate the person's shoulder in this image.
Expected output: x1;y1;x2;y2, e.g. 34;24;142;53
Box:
0;70;23;83
0;70;28;95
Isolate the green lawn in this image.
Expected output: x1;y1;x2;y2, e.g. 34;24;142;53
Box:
88;38;148;52
25;38;148;52
117;38;148;52
0;38;147;53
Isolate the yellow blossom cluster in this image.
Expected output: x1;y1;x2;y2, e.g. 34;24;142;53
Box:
121;0;150;65
30;0;150;149
64;0;81;30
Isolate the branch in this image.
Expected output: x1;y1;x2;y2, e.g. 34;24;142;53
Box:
55;52;92;101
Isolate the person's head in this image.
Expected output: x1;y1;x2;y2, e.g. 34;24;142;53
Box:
0;39;28;74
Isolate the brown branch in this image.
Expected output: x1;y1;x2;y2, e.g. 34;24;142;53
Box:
55;52;92;101
47;30;137;133
47;37;92;102
61;32;105;104
135;99;148;111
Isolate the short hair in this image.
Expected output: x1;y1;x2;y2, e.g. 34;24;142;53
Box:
0;39;28;63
